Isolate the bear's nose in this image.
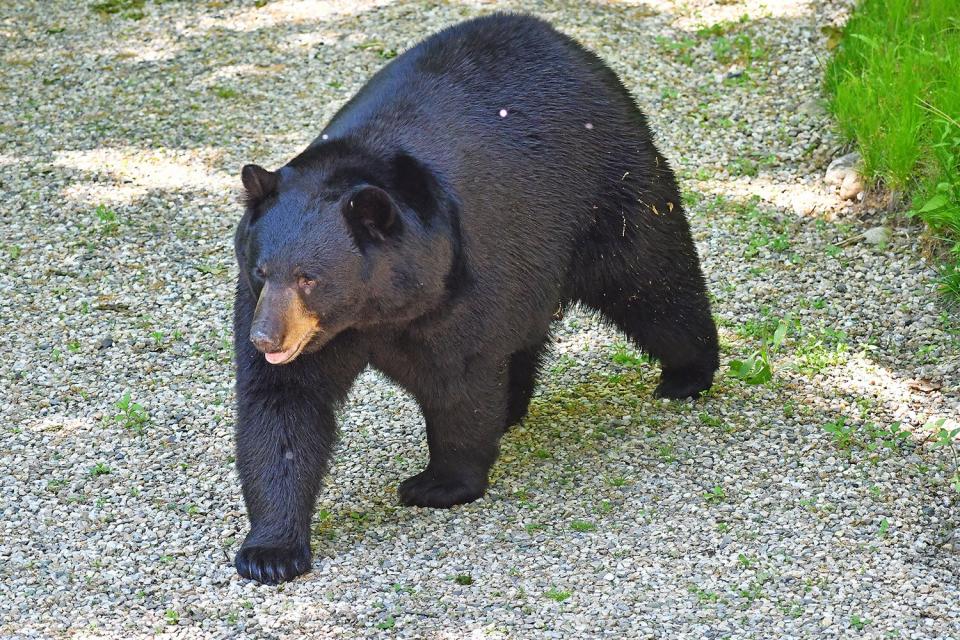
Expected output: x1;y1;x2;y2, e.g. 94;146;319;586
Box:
250;329;283;354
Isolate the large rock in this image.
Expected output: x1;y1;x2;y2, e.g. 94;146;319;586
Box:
863;226;891;246
826;152;865;200
825;151;861;186
839;172;865;201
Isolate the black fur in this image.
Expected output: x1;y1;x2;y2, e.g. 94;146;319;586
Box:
232;13;719;584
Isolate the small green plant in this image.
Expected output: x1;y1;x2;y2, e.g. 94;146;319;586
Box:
356;40;397;59
731;157;759;177
699;413;725;430
770;234;790;252
115;392;149;433
7;244;21;260
865;421;911;452
89;463;111;477
795;329;849;375
94;204;119;235
454;574;473;585
729;318;788;385
550;354;576;375
570;520;596;532
657;444;677;463
194;263;226;276
375;616;395;630
704;486;726;504
611;343;648;367
654;35;697;66
211;85;240;99
928;418;960;492
822;416;856;450
850;614;869;631
689;585;720;603
545;587;571;602
877;518;890;538
164;609;179;625
91;0;146;20
737;572;770;602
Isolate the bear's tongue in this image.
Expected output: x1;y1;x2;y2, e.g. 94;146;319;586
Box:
264;348;295;365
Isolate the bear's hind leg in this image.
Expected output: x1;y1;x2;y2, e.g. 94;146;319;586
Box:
588;276;719;400
647;305;720;400
399;359;507;508
505;337;549;429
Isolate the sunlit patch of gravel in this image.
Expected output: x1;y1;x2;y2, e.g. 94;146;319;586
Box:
1;0;958;638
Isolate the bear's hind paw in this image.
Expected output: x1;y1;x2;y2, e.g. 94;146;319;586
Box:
654;367;714;400
398;470;486;508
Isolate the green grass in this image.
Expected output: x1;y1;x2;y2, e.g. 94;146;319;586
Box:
91;0;146;19
544;587;571;602
825;0;960;298
570;520;597;532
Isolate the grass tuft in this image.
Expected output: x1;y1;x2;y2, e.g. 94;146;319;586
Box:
825;0;960;299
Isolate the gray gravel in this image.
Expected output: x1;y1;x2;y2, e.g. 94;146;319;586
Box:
2;0;959;638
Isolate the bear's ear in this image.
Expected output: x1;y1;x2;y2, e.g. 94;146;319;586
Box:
391;152;442;221
343;185;401;243
241;164;278;204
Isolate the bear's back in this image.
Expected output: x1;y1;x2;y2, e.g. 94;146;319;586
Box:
322;13;653;201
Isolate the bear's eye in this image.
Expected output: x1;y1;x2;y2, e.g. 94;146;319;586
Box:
253;266;266;280
298;275;316;289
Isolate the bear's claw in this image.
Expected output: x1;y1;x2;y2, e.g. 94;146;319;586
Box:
235;543;311;585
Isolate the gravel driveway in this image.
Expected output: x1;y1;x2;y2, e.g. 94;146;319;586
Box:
2;0;959;638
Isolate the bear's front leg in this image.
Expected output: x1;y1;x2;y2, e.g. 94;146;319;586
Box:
232;280;366;584
399;360;506;508
233;363;339;584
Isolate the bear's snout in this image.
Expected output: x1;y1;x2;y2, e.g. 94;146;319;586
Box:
250;327;283;355
250;281;321;365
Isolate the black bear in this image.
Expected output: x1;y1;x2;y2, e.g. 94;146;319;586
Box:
232;13;719;584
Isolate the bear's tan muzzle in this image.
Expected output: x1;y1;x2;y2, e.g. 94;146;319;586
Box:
249;281;320;365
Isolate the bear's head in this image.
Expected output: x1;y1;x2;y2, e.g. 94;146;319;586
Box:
235;142;461;365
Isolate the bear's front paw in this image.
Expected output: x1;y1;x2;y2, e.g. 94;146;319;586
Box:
398;469;486;508
235;542;311;585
